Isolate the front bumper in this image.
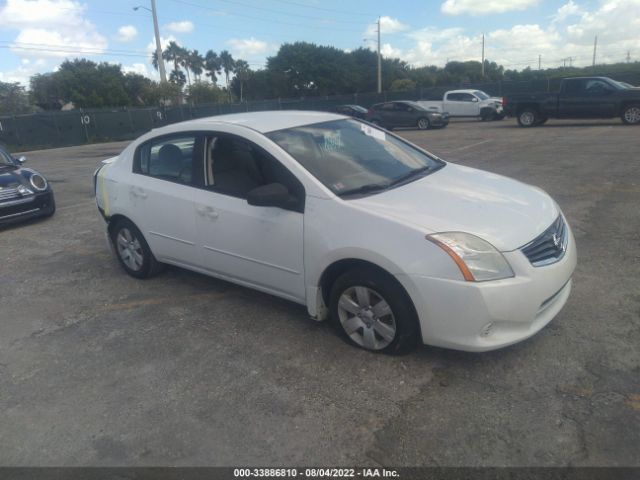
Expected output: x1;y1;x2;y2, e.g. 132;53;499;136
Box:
0;191;55;226
429;114;449;127
398;225;577;352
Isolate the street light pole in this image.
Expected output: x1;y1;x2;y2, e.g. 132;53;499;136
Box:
377;16;382;94
134;2;166;83
151;0;166;83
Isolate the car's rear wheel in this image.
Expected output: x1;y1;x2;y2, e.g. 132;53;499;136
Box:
517;109;538;127
621;104;640;125
111;218;162;279
417;117;430;130
329;268;419;354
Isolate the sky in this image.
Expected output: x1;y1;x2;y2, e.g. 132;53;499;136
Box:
0;0;639;86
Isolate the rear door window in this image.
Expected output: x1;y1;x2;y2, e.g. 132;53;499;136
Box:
135;134;204;186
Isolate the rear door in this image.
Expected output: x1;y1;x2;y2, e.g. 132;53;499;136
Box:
129;133;204;268
560;79;618;117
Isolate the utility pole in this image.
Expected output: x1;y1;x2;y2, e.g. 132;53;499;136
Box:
626;50;631;63
592;35;598;68
377;17;382;94
538;54;541;70
151;0;166;83
481;34;485;77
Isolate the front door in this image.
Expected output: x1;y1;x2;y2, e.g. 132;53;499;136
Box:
192;134;306;302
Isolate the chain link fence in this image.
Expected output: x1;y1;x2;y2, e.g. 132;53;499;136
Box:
2;71;639;151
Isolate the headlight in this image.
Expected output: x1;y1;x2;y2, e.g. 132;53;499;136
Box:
426;232;514;282
29;173;48;191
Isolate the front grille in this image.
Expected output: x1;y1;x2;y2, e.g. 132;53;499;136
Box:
521;215;568;267
0;188;20;202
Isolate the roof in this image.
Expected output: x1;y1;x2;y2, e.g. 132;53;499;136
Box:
176;110;346;134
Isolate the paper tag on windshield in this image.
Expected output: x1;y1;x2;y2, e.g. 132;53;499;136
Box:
361;123;386;141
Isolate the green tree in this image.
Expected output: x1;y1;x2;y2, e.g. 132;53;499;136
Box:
186;82;227;104
204;50;221;84
219;50;235;101
0;81;32;114
389;78;417;91
233;59;251;102
188;49;205;82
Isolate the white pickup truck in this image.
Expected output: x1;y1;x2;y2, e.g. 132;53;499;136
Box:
418;89;505;121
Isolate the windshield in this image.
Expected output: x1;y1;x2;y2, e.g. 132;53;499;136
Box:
474;91;490;100
350;105;368;113
267;119;444;197
0;148;16;166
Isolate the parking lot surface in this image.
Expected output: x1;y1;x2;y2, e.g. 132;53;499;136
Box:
1;118;639;466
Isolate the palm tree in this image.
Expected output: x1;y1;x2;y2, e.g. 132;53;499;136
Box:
163;41;184;76
234;59;250;102
188;49;205;82
169;69;186;87
219;50;235;101
204;50;221;85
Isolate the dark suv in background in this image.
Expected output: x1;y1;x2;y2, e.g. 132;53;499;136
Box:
366;101;449;130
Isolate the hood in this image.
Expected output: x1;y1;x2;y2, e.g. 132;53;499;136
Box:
350;163;559;251
0;167;24;189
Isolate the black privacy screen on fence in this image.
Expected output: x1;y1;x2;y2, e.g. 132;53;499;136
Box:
2;71;639;151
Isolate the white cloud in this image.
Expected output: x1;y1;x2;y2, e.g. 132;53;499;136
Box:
116;25;137;42
226;37;276;58
0;0;108;58
165;20;194;33
0;58;49;85
122;63;149;76
441;0;540;15
365;16;410;37
552;1;582;23
381;0;639;70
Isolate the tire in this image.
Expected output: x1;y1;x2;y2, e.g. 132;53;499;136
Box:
416;117;430;130
110;218;163;279
621;104;640;125
480;108;493;121
329;267;419;354
517;108;538;127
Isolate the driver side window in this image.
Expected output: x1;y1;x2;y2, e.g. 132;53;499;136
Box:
204;134;305;212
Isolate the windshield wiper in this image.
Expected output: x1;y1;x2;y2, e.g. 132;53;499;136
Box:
338;182;391;197
388;166;432;186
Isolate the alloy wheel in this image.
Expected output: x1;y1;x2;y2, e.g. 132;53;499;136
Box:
337;286;397;350
418;118;429;130
520;111;535;126
116;227;144;271
624;107;640;124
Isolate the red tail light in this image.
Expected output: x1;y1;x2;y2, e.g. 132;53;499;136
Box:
501;97;507;106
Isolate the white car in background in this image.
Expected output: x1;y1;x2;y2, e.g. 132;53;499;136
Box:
419;89;505;120
95;111;576;354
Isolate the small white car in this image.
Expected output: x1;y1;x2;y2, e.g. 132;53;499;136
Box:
95;111;576;353
419;90;505;120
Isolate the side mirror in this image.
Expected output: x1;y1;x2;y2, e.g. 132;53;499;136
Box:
472;97;479;102
247;183;296;209
15;156;26;164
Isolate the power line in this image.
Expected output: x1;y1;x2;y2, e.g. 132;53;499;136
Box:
168;0;367;32
271;0;374;17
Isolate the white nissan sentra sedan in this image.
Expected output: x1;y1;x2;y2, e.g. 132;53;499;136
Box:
94;111;576;354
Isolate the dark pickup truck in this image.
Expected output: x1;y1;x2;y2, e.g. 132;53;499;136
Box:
504;76;640;127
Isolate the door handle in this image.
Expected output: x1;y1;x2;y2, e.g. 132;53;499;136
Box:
130;187;147;199
196;206;218;219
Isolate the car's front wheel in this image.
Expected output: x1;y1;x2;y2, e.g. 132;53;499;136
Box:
621;104;640;125
329;268;419;354
110;218;163;279
417;117;430;130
